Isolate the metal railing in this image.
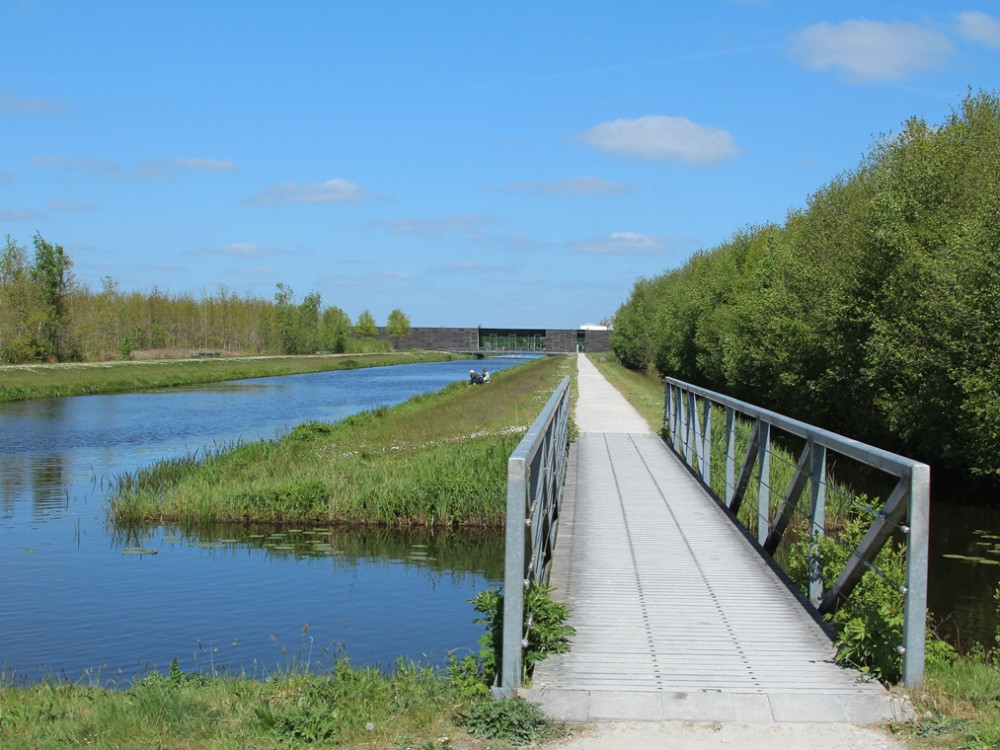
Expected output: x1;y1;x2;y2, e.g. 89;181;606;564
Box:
664;376;931;685
493;375;571;697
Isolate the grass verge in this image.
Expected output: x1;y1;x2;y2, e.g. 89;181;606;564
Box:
110;354;573;527
0;659;562;749
0;351;456;402
896;647;1000;750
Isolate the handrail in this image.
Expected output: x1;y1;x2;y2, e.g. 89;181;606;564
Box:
664;376;930;685
493;375;572;697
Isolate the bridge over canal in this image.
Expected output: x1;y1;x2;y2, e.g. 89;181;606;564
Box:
504;354;919;724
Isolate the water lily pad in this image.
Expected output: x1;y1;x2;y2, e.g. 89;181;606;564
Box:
943;553;1000;565
122;547;158;555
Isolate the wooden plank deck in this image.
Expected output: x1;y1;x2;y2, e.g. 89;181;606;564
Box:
521;357;907;723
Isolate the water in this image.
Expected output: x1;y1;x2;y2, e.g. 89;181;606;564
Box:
0;357;527;685
926;474;1000;649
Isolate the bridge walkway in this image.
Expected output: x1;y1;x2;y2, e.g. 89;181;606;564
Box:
521;354;906;723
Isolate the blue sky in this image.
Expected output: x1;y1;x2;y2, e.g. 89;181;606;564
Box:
3;2;999;329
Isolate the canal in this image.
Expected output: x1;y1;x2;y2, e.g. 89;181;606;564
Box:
0;357;529;685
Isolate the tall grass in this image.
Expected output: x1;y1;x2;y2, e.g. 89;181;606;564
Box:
0;660;484;749
110;355;573;527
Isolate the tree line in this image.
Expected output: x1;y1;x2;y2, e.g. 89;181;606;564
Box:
0;235;411;362
611;90;1000;478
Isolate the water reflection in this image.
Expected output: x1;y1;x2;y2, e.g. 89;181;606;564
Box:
0;358;524;684
110;523;505;580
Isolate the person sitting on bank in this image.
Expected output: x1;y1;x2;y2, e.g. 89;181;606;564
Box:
481;367;490;383
469;369;483;384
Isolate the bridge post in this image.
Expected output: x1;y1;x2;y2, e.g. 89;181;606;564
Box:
499;454;529;695
902;463;930;685
755;422;771;545
724;407;736;505
808;445;828;607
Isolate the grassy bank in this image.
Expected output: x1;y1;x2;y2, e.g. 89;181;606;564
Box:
0;351;456;402
0;659;561;749
110;354;572;527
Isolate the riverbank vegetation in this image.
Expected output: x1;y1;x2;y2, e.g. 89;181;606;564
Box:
610;90;1000;480
0;351;455;403
0;658;560;749
1;232;412;364
110;354;571;528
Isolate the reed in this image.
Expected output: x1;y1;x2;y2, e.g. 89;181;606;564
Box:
110;355;573;527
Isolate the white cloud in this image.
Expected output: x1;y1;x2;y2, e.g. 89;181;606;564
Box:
0;95;67;116
575;116;741;165
0;208;44;221
33;154;121;178
368;214;496;236
185;242;309;258
170;158;235;172
957;11;1000;48
221;242;275;257
572;231;679;255
790;20;954;81
233;265;277;278
243;178;372;206
439;259;520;274
498;176;636;195
32;154;235;179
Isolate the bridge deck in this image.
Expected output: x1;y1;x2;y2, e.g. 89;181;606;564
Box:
521;355;905;723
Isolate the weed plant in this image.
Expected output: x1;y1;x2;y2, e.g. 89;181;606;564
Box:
110;355;573;527
467;583;575;687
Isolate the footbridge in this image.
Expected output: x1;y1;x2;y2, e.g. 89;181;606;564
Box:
496;354;927;723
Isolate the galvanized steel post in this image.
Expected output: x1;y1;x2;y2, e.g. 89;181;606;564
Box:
494;375;571;697
903;463;930;685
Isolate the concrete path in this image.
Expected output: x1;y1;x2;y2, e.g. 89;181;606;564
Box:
522;354;910;728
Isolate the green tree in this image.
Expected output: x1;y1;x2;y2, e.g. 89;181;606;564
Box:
0;235;41;362
354;308;378;338
29;233;76;361
319;305;351;352
273;282;300;354
298;292;322;353
385;308;411;348
611;277;659;370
